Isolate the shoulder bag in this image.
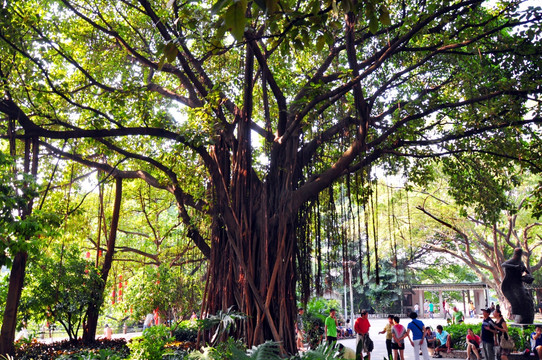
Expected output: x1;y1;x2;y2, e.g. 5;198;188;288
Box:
500;332;515;350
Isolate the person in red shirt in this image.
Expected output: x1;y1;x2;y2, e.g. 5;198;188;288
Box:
466;328;481;360
355;310;371;360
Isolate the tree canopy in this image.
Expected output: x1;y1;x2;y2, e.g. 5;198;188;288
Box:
1;0;542;354
416;172;542;317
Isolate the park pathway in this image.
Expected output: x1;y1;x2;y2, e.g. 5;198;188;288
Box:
338;315;482;360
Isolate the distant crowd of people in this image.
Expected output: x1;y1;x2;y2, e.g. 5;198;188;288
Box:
419;299;475;321
296;302;542;360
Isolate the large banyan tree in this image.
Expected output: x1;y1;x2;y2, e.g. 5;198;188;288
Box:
1;0;542;355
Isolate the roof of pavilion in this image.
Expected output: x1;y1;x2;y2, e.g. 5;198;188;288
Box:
406;282;490;291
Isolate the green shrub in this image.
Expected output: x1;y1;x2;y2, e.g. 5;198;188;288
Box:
14;339;129;360
304;314;324;350
510;325;536;351
444;323;535;351
56;348;124;360
172;320;198;342
303;298;339;350
187;338;245;360
128;325;174;360
442;323;471;349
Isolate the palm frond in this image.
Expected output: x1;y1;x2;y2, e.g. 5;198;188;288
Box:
298;343;338;360
230;340;282;360
186;346;215;360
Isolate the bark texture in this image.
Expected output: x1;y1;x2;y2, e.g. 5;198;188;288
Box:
83;178;123;343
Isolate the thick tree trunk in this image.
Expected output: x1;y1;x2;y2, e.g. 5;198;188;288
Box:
204;124;300;354
205;198;298;353
203;42;300;350
0;251;28;356
83;178;122;343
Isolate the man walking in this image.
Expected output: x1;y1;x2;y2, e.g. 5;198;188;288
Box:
354;310;372;360
406;312;431;360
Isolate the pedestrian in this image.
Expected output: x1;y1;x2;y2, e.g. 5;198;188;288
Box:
392;316;407;360
469;301;475;318
481;308;497;360
379;315;394;360
355;310;372;360
143;313;154;330
15;321;29;342
406;312;431;360
414;303;420;316
104;324;112;340
443;300;448;320
429;301;434;319
452;306;464;324
324;308;338;347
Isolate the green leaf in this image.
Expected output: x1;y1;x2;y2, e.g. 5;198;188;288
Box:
379;7;391;26
369;15;378;34
211;0;232;15
265;0;277;14
164;42;178;63
224;0;247;41
341;0;352;13
311;0;320;15
316;35;326;52
157;55;167;71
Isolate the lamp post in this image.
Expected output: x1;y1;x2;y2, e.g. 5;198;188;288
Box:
344;260;357;325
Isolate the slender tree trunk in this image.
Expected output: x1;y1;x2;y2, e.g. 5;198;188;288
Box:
0;251;28;356
0;137;38;357
83;178;123;343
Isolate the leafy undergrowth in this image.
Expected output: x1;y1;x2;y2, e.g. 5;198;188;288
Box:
14;338;130;360
13;338;197;360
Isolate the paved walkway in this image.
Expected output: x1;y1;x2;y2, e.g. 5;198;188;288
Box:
338;315;483;360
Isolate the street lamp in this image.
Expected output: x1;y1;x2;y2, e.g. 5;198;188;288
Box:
343;260;357;325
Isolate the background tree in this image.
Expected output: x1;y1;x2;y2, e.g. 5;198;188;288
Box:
0;146;58;355
415;172;542;318
1;0;541;354
20;244;103;342
356;260;406;314
121;263;203;325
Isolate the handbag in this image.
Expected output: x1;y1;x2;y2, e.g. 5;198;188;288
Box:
500;332;515;350
366;335;374;352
